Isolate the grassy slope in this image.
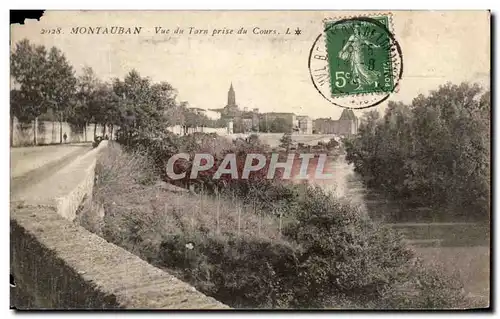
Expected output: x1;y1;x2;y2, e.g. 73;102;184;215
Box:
79;143;301;307
77;142;487;309
415;246;490;304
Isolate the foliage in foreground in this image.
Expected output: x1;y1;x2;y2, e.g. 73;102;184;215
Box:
344;83;490;222
86;143;474;309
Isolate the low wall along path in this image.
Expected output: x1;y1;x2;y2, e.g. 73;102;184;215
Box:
10;141;229;309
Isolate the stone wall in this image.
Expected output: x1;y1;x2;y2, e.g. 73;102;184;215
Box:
10;141;228;309
11;117;228;147
10;205;229;309
11;117;116;147
166;124;229;136
228;133;338;148
312;118;357;135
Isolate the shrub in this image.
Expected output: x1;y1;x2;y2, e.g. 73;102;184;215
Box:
345;83;490;222
282;186;411;307
157;234;300;308
93;134;473;309
326;138;339;150
279;132;292;150
92;136;103;148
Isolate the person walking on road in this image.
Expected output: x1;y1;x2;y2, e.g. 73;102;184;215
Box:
63;132;67;144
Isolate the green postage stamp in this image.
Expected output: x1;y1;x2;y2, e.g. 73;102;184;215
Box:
309;13;403;109
325;16;395;96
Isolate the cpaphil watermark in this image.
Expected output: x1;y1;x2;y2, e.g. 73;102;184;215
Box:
166;152;334;180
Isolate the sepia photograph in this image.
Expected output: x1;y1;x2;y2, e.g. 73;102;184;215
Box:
9;10;491;310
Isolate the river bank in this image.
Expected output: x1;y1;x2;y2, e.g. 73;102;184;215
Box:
76;140;485;308
314;154;489;303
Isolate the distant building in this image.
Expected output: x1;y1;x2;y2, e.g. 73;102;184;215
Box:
313;109;359;136
260;112;296;132
209;84;345;135
210;83;242;119
204;109;222;120
189;107;221;120
252;113;260;130
189;107;206;115
263;112;296;124
227;83;237;108
210;83;261;133
296;115;313;134
242;118;253;132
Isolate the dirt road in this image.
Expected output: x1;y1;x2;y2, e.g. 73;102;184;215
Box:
10;144;92;197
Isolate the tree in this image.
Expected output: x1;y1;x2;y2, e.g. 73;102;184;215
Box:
232;118;244;134
10;39;50;145
113;70;178;143
68;66;100;140
104;88;123;139
279;132;292;151
96;82;120;137
10;89;30;145
259;117;270;132
345;82;490;221
270;118;292;133
45;47;77;143
326;138;339;150
247;134;261;146
150;82;178;127
182;107;200;135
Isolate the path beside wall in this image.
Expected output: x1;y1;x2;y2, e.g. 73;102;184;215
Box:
10;141;229;309
11;117;117;147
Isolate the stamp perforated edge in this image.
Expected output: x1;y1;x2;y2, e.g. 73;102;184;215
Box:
320;12;400;99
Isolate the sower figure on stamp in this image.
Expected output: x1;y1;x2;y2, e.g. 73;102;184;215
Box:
338;24;380;90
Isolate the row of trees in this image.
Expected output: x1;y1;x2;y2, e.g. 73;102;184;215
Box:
11;39;76;145
344;83;490;221
10;39;224;146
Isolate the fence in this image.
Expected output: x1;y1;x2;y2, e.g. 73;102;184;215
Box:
11;117;117;147
166;125;229;136
11;118;230;147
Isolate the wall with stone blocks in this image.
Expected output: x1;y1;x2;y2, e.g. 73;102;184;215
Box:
10;141;229;309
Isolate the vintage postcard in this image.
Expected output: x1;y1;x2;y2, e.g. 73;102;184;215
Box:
10;10;490;310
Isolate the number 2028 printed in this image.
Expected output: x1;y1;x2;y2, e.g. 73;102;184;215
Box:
41;28;62;35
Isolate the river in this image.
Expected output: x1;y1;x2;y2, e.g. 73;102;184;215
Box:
313;154;489;244
226;133;489;301
312;154;445;224
315;155;489;303
314;155;440;223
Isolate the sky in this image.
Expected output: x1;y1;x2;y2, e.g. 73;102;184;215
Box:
10;11;490;120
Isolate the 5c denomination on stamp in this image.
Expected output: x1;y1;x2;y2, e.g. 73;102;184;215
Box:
308;14;403;110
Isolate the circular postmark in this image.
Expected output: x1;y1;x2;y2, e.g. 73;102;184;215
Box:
308;15;403;110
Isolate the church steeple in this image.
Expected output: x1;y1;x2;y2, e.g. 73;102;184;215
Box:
227;82;236;107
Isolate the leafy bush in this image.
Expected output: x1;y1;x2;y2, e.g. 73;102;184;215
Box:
157;234;300;308
326;138;339;150
93;127;476;309
345;83;490;221
92;136;103;148
91;145;472;309
282;186;415;307
279;132;292;150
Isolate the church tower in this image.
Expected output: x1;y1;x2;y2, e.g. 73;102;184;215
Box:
227;83;236;107
338;109;358;135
